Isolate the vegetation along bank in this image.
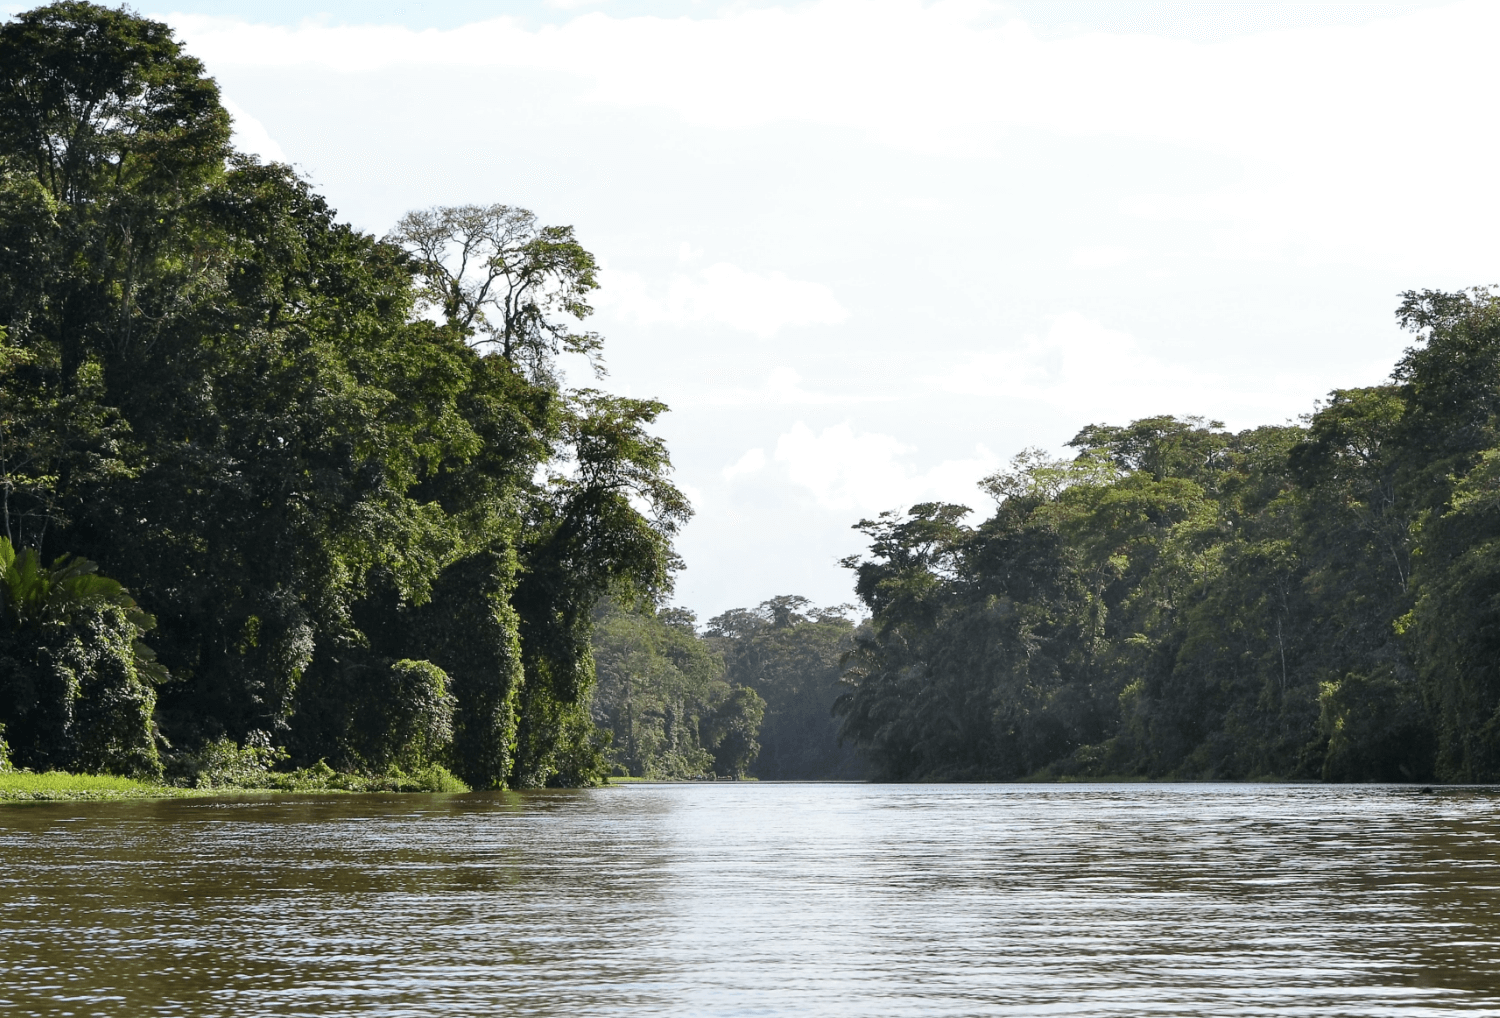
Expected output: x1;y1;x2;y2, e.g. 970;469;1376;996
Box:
834;289;1500;784
5;3;1500;791
0;1;688;791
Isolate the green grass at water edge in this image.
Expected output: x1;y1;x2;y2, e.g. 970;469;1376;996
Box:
0;763;471;802
0;771;198;801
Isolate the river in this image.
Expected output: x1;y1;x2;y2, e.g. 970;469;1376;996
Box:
1;783;1497;1016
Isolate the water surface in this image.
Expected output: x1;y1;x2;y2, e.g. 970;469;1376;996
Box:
1;783;1497;1016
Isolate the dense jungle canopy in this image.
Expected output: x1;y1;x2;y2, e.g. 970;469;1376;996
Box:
836;287;1500;783
590;595;865;781
0;1;689;788
5;2;1500;791
598;287;1500;788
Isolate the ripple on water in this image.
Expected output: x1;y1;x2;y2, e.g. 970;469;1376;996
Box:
0;783;1496;1017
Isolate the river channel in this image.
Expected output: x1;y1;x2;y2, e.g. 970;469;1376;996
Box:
1;783;1498;1016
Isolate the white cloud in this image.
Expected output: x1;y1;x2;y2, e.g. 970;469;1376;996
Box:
722;447;766;481
165;4;1490;157
928;312;1301;425
697;367;889;408
167;1;1500;273
1072;246;1147;268
222;97;287;163
597;263;848;337
773;422;999;513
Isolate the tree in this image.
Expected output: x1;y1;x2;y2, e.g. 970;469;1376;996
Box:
591;598;765;780
389;204;603;382
706;596;864;780
1289;387;1427;781
388;206;691;788
1394;288;1500;779
0;3;690;791
704;685;765;779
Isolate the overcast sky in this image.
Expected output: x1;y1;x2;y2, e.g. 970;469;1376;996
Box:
10;0;1491;617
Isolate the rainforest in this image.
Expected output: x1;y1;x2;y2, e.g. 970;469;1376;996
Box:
5;1;1500;791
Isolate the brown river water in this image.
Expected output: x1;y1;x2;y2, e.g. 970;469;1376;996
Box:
1;782;1498;1016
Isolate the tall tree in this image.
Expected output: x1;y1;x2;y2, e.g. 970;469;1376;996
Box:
1394;288;1500;780
389;204;604;382
0;2;689;788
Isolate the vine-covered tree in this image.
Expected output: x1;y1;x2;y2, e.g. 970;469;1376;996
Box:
0;537;162;776
0;1;687;788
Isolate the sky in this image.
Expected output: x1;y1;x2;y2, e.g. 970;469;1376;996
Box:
6;0;1491;618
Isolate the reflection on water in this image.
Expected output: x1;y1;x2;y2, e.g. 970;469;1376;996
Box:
1;783;1498;1016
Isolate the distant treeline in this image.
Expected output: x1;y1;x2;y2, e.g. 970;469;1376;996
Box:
591;596;865;781
838;289;1500;782
0;3;684;788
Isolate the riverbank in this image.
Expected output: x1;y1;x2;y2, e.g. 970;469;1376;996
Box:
0;767;778;803
0;772;202;802
606;775;760;783
0;763;470;802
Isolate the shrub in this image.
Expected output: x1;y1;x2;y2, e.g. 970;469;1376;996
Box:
356;659;455;772
0;539;162;776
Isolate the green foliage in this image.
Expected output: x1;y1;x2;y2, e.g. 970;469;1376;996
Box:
707;596;865;780
0;537;161;776
703;685;765;779
0;3;686;790
415;551;527;789
592;601;721;778
0;1;229;203
1318;668;1431;782
170;729;286;788
167;729;467;792
591;599;767;779
368;659;454;770
836;381;1449;782
0;769;183;800
6;718;466;797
